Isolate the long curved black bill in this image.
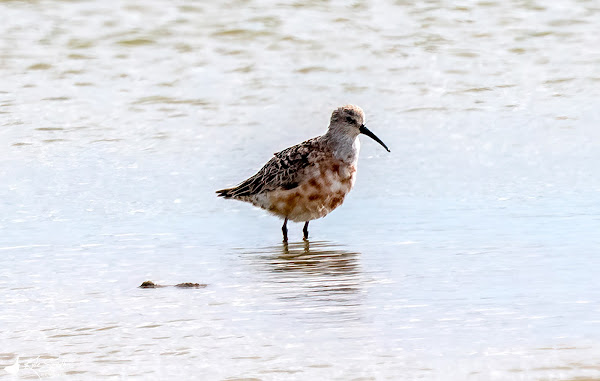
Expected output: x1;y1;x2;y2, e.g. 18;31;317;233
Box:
359;124;390;152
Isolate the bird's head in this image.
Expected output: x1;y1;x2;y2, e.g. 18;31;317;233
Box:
329;105;390;152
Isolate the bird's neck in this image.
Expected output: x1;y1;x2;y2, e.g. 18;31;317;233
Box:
322;131;360;164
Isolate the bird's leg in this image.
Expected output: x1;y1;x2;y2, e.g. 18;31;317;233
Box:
303;221;309;240
282;218;288;242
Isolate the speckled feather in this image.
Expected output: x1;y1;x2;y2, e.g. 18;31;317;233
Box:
216;137;324;199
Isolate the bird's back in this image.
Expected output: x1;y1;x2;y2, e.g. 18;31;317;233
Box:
216;136;325;200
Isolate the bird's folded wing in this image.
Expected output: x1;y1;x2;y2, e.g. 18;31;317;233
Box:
225;137;321;198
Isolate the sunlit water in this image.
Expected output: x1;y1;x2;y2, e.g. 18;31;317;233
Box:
1;0;600;379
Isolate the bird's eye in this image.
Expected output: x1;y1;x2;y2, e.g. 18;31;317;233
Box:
345;116;355;124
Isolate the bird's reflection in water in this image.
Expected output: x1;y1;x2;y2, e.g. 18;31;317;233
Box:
274;240;360;278
242;240;364;323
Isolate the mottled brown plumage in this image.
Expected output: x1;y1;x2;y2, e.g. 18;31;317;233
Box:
216;137;322;199
217;105;389;241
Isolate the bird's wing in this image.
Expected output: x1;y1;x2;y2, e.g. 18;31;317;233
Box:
218;137;322;198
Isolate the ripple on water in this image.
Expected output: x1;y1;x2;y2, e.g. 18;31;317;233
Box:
116;38;156;46
295;66;339;74
67;38;95;49
236;241;365;324
27;63;52;70
132;96;210;106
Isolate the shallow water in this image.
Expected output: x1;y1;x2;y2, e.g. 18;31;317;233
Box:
1;0;600;379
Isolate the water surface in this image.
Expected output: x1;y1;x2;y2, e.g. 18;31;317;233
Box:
1;0;600;379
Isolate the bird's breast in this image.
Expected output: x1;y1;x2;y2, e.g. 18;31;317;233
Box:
262;160;357;222
319;160;356;192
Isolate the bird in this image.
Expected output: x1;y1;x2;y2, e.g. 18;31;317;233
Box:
216;105;389;241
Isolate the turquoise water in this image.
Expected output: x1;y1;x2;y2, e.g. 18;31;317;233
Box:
1;0;600;379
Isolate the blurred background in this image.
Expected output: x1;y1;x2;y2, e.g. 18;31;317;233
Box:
1;0;599;379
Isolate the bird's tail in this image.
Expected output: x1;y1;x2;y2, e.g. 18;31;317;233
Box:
216;187;235;198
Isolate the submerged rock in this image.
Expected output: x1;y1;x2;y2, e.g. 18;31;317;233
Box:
139;280;207;289
175;282;207;288
139;281;163;288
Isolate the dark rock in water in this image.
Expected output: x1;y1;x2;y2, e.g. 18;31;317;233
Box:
139;280;207;289
175;282;207;288
140;280;163;288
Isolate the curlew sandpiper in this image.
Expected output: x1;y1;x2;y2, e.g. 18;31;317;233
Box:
216;105;389;241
